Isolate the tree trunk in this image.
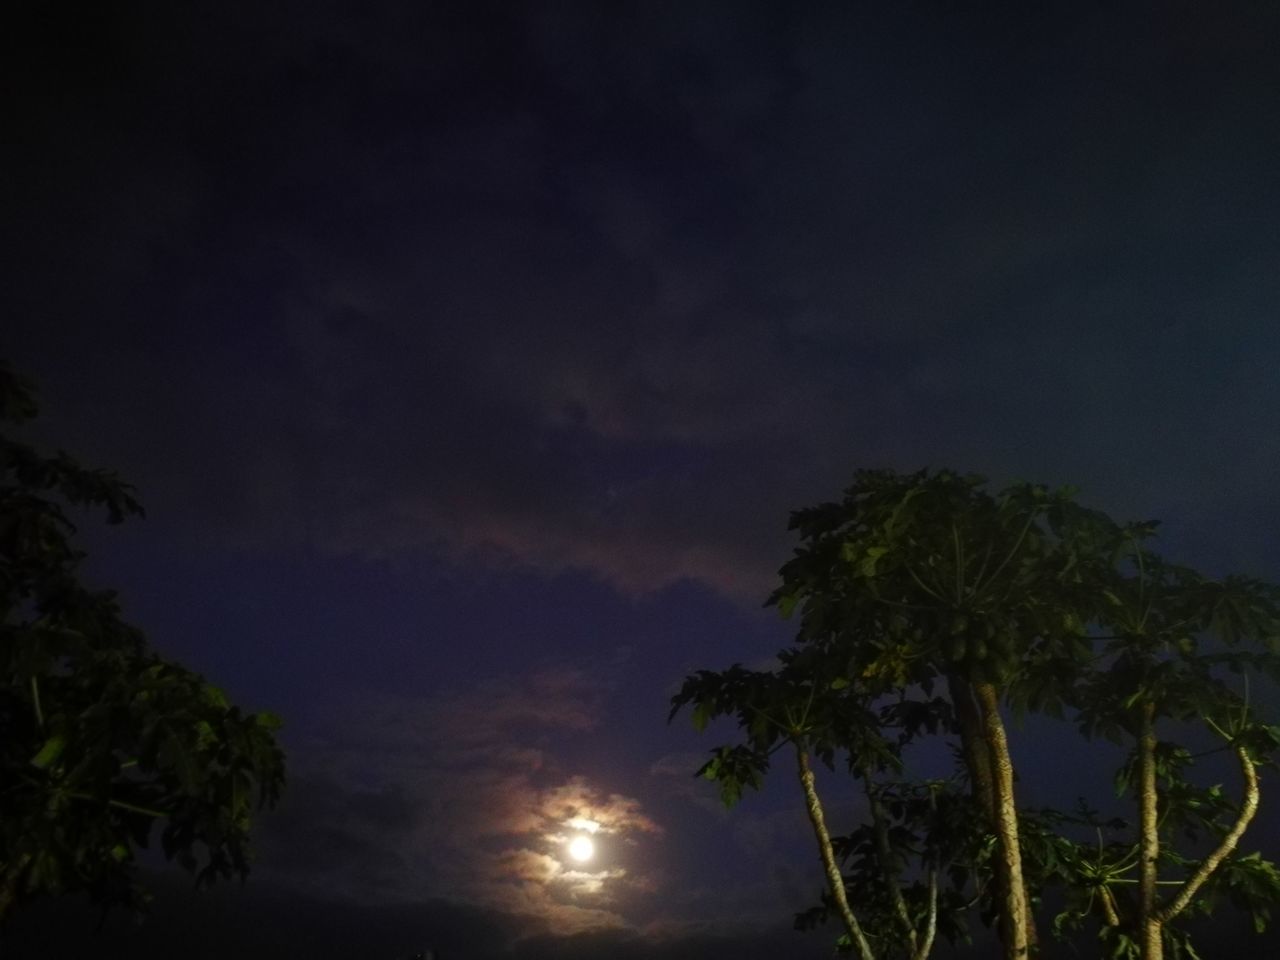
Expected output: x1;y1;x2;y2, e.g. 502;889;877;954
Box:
796;744;876;960
1138;701;1163;960
974;680;1030;960
862;768;918;954
915;789;940;960
950;674;1036;955
949;674;996;817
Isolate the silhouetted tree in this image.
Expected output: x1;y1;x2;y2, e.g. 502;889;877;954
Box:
0;363;286;921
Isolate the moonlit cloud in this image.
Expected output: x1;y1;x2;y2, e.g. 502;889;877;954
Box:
536;776;662;839
260;666;663;934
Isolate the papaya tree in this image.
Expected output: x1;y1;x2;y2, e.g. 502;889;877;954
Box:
1062;530;1280;959
0;363;286;921
766;470;1120;958
671;646;971;959
679;468;1280;960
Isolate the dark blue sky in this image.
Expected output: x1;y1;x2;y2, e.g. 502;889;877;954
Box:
5;2;1280;956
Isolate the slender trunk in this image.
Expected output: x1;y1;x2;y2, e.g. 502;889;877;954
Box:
1100;886;1121;928
1157;744;1260;923
862;768;918;953
915;865;939;960
951;674;1036;954
796;744;876;960
974;681;1030;960
1138;701;1162;960
949;674;996;817
914;789;940;960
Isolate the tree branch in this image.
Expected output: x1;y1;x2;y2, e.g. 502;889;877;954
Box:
1100;885;1121;927
796;744;876;960
913;858;939;960
862;769;917;951
1157;744;1260;924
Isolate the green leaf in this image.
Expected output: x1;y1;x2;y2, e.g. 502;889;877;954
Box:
858;545;888;577
31;732;67;769
202;683;230;709
691;701;713;732
254;710;283;731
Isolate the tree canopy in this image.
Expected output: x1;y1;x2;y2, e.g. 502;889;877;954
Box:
673;469;1280;960
0;363;286;921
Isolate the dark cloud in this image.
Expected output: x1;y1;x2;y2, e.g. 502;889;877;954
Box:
9;2;1280;601
6;873;1277;960
1;878;849;960
10;2;1280;601
250;666;666;931
234;659;840;938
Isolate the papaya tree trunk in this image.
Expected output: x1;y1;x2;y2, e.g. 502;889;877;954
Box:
950;674;1036;955
796;743;876;960
973;680;1030;960
949;674;996;816
1138;700;1163;960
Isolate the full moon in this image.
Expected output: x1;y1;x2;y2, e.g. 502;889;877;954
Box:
567;834;595;863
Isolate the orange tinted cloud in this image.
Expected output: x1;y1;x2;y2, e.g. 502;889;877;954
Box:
279;666;663;934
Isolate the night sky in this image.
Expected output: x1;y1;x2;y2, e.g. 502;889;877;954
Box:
5;2;1280;957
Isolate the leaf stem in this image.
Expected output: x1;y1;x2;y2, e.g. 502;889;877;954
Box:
976;511;1037;598
904;562;946;602
30;676;44;729
68;792;170;819
952;522;965;602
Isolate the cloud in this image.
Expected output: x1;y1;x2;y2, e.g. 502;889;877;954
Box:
257;666;663;934
2;877;860;960
537;777;661;837
16;872;1280;960
649;751;729;819
8;1;1280;604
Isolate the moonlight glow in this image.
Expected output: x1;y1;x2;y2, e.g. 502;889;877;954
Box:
567;834;595;862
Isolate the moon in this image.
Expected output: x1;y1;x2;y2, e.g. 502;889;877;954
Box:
567;834;595;863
